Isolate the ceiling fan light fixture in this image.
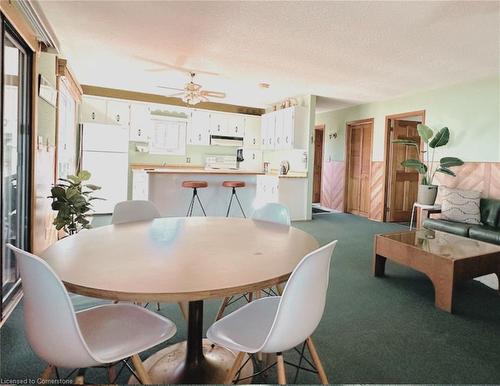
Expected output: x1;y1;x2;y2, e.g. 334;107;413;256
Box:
182;92;202;105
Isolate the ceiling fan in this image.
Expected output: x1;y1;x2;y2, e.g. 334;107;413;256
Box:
157;72;226;105
135;56;226;105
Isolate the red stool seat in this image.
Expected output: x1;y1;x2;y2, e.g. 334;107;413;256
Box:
182;181;208;189
222;181;245;188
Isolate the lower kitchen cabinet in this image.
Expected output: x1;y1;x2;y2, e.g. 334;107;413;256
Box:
256;175;308;220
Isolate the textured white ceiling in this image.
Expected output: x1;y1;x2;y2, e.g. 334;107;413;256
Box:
37;1;499;111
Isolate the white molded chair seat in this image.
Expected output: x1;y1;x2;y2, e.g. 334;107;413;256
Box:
208;297;280;353
7;244;176;383
76;303;175;363
208;240;337;384
112;200;161;225
252;202;291;226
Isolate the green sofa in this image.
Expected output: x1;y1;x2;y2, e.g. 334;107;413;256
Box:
423;198;500;245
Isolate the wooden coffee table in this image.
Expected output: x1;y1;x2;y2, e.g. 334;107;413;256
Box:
373;229;500;313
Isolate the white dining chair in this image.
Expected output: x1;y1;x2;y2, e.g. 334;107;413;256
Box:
215;203;292;321
111;200;188;319
7;244;176;384
208;240;337;385
111;200;161;225
252;202;291;226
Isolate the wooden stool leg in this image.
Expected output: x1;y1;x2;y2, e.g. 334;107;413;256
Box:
306;337;328;384
74;375;84;384
276;352;287;385
215;297;231;321
275;283;284;295
131;354;152;384
39;364;55;380
224;351;246;384
248;292;253;302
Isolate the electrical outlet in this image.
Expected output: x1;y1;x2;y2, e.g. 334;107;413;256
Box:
186;157;191;163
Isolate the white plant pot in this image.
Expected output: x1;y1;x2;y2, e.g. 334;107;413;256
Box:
417;184;438;205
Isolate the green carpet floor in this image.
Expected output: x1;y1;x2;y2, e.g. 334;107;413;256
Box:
1;213;500;384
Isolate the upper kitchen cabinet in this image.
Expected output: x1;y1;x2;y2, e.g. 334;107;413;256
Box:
80;96;130;126
107;100;130;125
80;96;107;123
243;115;261;149
188;109;210;145
129;103;153;141
209;112;229;136
227;114;245;137
260;106;308;150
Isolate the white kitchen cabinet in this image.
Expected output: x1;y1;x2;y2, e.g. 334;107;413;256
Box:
80;96;107;123
260;106;308;150
261;112;276;150
243;115;261;149
227;114;245;137
149;117;187;155
209;112;229;136
129;103;152;141
132;169;149;200
256;174;308;220
239;148;262;171
188;109;210;145
106;100;130;125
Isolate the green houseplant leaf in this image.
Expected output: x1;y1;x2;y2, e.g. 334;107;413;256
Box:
417;124;433;143
439;157;464;168
429;127;450;148
401;159;427;174
49;170;103;235
435;167;456;177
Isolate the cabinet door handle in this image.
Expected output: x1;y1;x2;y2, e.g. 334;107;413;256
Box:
138;129;142;136
198;134;202;140
235;126;238;132
277;137;280;144
252;153;255;160
269;138;271;144
286;136;289;143
91;112;95;120
253;138;256;145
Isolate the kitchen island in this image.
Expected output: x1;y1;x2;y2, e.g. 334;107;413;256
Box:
132;165;308;220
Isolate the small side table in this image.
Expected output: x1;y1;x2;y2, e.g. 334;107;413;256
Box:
409;203;441;230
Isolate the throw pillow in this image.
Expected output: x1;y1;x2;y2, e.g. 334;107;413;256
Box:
440;187;481;224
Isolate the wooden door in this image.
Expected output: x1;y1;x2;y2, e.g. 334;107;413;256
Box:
346;122;372;217
313;128;324;203
387;119;420;221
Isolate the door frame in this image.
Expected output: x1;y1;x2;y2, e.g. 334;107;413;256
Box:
343;118;374;215
313;124;325;204
382;110;425;222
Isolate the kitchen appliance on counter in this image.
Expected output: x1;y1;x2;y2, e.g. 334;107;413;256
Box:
205;155;238;170
280;160;290;175
236;148;244;167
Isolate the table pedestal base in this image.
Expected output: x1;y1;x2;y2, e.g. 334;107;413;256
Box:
129;339;253;384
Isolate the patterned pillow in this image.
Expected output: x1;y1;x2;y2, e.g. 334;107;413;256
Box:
440;187;481;224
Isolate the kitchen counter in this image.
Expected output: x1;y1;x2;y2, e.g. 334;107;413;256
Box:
145;167;265;175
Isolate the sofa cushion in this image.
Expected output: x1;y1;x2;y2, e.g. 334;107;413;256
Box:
480;198;500;229
422;218;471;237
440;187;481;225
469;225;500;245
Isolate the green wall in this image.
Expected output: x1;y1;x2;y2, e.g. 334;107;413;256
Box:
316;75;500;163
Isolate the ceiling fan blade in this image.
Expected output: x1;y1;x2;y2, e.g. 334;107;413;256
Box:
135;55;219;76
200;90;226;98
157;85;185;92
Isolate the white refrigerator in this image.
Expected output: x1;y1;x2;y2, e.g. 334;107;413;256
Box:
81;123;129;214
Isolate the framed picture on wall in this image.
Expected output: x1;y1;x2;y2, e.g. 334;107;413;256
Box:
38;74;57;106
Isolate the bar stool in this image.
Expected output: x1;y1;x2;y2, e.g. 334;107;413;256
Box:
222;181;246;218
182;181;208;216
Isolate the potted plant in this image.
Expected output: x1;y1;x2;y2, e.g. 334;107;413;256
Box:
48;170;102;235
393;124;463;205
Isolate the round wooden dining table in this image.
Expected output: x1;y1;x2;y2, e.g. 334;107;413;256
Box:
41;217;318;384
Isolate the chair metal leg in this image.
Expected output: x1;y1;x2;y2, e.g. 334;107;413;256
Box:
276;352;287;385
131;354;152;384
224;351;246;384
306;337;329;384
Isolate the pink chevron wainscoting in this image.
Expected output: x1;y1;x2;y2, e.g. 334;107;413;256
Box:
319;161;500;221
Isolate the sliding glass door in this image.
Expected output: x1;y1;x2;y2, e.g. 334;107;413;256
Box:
1;19;32;322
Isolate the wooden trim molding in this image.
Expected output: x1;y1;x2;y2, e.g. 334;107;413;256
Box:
81;84;265;116
0;0;37;51
56;58;82;101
